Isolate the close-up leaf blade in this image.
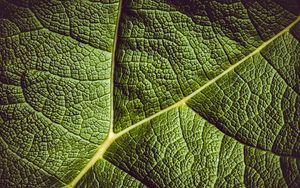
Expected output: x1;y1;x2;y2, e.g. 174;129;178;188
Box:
0;0;299;187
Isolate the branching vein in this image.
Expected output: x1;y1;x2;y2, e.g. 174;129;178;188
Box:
67;15;300;188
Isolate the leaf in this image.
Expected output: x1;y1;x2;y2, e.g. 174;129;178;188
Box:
0;0;299;187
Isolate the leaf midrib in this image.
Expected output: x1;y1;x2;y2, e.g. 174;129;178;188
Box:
67;9;300;187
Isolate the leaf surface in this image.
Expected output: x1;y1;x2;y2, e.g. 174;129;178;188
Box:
0;0;299;187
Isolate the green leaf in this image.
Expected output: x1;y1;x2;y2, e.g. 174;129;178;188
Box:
0;0;299;187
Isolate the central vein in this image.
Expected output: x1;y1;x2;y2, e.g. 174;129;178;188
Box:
67;14;300;187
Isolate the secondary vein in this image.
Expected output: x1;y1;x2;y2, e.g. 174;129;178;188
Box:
116;15;300;139
67;15;300;187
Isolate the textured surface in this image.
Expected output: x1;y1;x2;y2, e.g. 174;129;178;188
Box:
0;0;300;187
77;160;145;188
0;0;118;186
113;0;299;131
106;106;295;187
188;32;300;157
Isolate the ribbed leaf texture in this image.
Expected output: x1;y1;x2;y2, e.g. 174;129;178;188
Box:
0;0;300;187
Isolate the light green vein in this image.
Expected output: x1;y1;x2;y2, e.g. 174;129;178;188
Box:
66;15;300;188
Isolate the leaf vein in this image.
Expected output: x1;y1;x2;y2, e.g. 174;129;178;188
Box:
67;14;300;188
